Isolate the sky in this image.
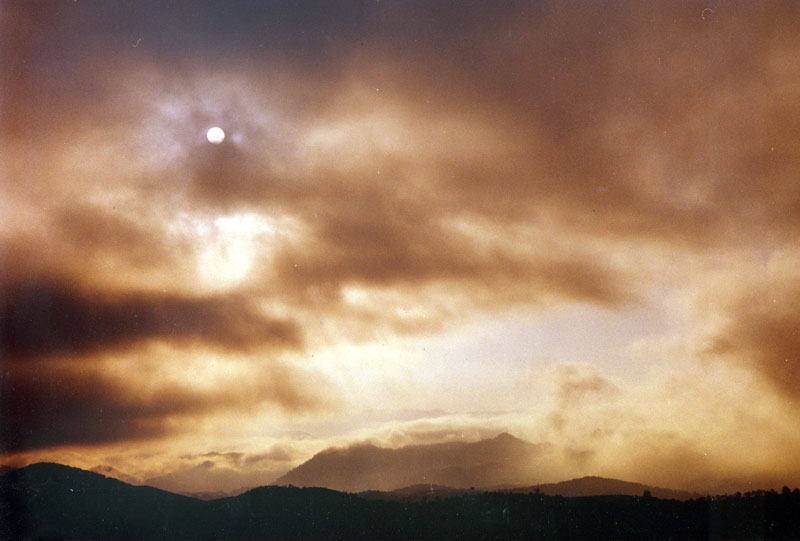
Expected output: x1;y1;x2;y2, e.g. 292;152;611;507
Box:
1;0;799;494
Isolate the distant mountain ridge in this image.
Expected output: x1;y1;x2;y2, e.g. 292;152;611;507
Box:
518;476;699;501
274;433;700;499
274;432;546;492
360;477;697;502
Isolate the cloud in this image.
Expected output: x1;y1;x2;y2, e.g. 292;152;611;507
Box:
563;447;596;468
4;0;800;493
269;190;633;307
0;359;326;453
11;0;797;316
0;366;182;452
195;451;246;465
709;302;799;401
143;460;246;495
610;436;718;490
534;365;625;478
554;365;620;408
144;444;305;494
0;275;301;361
245;446;295;465
179;446;297;468
547;364;620;434
701;254;800;402
53;203;187;273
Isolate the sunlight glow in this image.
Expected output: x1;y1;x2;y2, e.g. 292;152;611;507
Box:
168;211;278;290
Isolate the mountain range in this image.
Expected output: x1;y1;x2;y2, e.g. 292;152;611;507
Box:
3;462;798;540
273;433;697;499
50;433;762;499
3;433;700;501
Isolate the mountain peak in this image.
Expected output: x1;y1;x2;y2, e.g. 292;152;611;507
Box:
275;434;545;492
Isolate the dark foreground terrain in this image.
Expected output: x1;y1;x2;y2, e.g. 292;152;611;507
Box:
2;463;799;540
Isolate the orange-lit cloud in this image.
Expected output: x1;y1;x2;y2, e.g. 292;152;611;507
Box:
700;250;800;403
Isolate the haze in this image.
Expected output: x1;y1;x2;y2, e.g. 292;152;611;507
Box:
2;1;799;495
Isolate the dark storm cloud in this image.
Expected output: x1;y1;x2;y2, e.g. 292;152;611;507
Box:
0;366;181;452
0;360;325;453
0;276;301;361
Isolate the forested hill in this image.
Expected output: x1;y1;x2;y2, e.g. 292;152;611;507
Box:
518;476;699;500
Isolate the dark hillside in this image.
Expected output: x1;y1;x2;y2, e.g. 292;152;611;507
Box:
0;463;203;540
3;463;799;540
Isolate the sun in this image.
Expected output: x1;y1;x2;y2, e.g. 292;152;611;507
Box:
206;126;225;144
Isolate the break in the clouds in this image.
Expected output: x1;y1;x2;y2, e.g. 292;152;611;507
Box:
2;1;800;492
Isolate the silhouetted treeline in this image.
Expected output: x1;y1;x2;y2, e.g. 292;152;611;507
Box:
3;464;800;540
